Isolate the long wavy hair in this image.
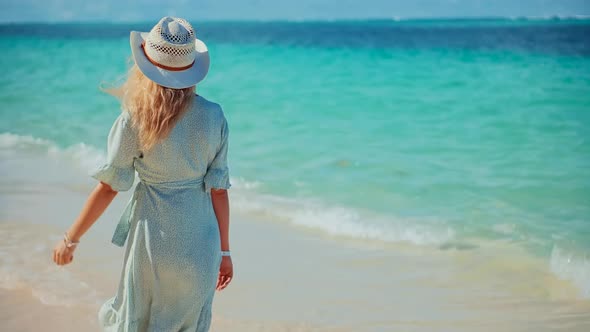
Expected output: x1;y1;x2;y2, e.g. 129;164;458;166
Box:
106;64;195;151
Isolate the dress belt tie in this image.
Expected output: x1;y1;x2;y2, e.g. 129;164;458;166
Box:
111;177;205;247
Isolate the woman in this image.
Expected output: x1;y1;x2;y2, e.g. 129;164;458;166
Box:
51;17;233;331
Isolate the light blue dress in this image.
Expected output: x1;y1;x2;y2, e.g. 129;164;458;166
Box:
92;95;231;332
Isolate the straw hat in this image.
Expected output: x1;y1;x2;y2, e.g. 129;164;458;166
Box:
130;17;210;89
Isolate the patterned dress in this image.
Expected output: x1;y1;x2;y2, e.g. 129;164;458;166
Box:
93;95;231;332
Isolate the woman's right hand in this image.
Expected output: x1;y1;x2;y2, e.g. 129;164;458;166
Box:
216;256;233;291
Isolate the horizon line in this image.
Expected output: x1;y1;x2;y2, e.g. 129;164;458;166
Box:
1;14;590;25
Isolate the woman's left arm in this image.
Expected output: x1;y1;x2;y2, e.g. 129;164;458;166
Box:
52;181;118;266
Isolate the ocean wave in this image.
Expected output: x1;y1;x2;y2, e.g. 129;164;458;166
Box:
507;15;590;21
0;132;105;172
231;193;454;245
550;246;590;299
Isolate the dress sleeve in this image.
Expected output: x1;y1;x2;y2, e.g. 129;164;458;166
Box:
204;117;231;193
91;112;139;192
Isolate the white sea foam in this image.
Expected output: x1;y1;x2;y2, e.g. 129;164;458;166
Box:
231;192;454;245
0;132;51;148
0;132;105;171
507;14;590;21
492;223;516;235
229;177;261;190
550;246;590;299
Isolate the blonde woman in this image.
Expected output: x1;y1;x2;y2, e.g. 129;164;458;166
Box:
51;17;232;331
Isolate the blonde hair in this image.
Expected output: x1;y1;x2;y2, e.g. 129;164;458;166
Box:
106;64;195;151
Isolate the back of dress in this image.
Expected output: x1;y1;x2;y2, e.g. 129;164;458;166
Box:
94;94;230;332
93;94;230;193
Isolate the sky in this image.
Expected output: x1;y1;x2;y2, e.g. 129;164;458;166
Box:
0;0;589;22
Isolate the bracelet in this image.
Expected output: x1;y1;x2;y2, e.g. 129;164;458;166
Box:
63;232;79;248
221;250;231;257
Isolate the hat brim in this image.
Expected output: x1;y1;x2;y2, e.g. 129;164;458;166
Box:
130;31;210;89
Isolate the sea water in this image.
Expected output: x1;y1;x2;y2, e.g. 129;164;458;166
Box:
1;19;589;301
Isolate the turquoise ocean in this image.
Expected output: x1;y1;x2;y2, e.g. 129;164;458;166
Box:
1;19;589;299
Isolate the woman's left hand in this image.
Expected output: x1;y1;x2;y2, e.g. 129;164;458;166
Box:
216;256;233;291
52;239;77;266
